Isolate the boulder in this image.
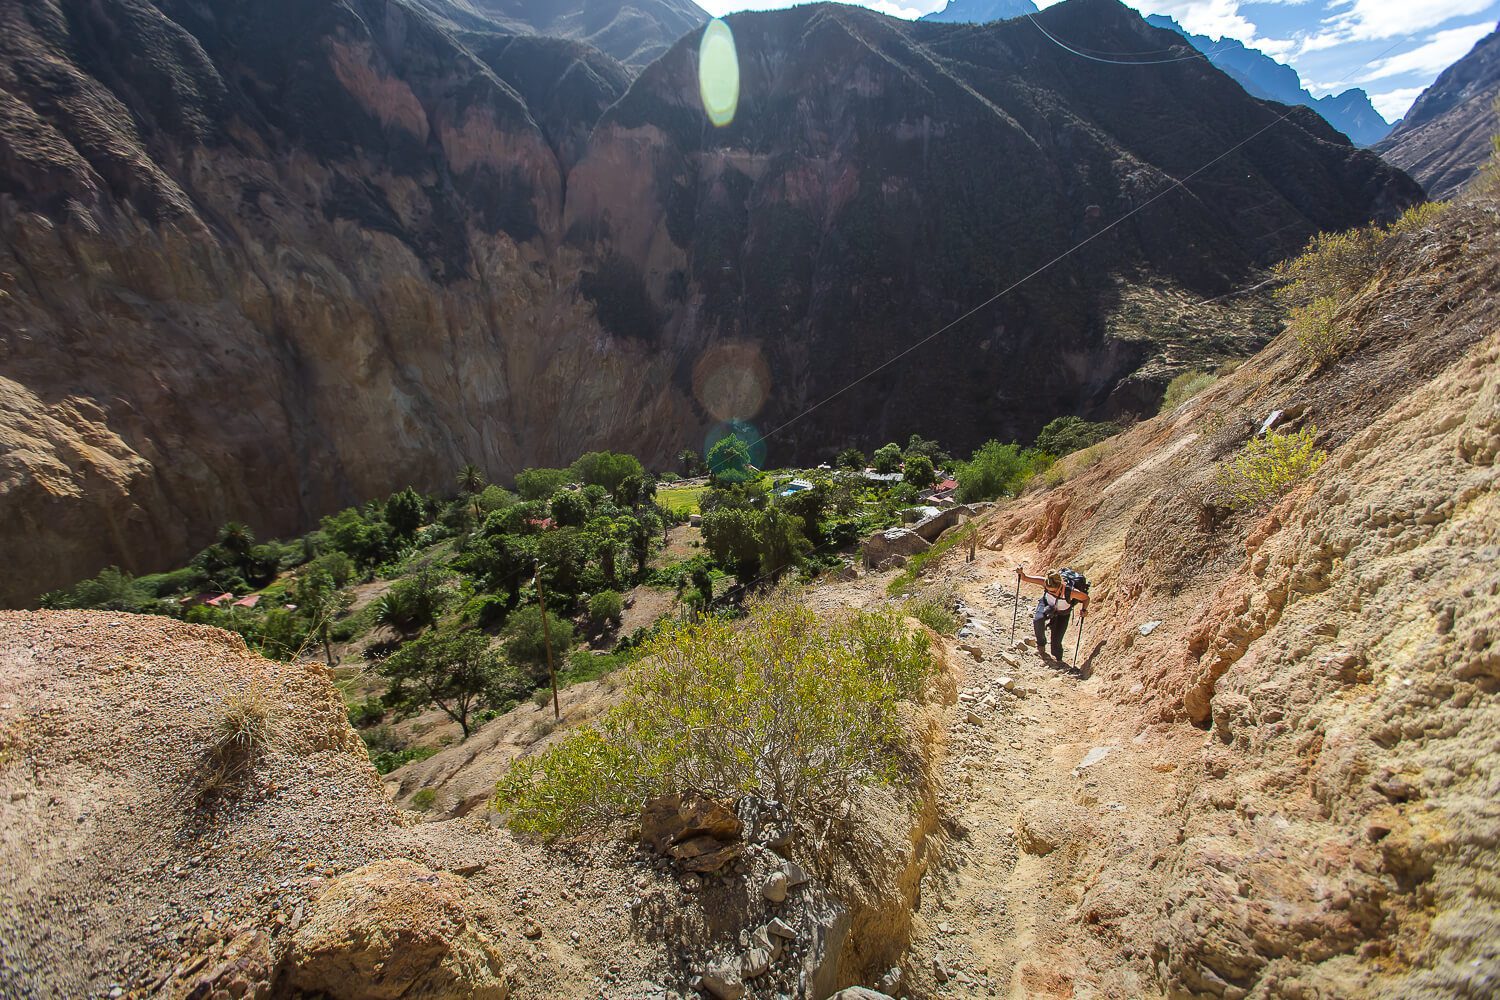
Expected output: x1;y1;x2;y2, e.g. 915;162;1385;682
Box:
862;527;930;570
278;859;511;1000
1015;799;1092;856
640;792;742;856
830;989;895;1000
697;962;745;1000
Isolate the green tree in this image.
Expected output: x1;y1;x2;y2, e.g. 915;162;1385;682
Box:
677;449;703;475
537;527;598;599
903;454;936;491
457;463;487;521
702;506;762;580
515;468;571;501
218;522;256;559
320;508;395;571
626;509;661;577
458;532;535;603
550;489;590;527
40;567;156;614
835;448;867;471
1034;416;1120;458
385;486;426;540
956;441;1051;502
571;452;645;495
293;571;351;667
380;627;518;738
504;605;576;685
872;443;903;474
757;507;809;578
374;569;450;636
615;472;656;509
904;434;950;468
707;435;754;485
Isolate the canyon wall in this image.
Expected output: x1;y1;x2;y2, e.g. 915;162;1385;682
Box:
0;0;1420;603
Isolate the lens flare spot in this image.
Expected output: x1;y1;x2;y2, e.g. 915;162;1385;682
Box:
698;19;740;128
692;341;770;422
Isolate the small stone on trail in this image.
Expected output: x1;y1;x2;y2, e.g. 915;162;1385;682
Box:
1139;620;1163;636
1074;746;1111;774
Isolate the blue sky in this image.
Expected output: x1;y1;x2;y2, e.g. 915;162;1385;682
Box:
695;0;1500;121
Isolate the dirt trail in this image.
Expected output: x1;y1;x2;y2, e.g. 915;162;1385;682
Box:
818;547;1202;998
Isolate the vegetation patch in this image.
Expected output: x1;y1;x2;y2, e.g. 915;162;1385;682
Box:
1214;426;1328;510
492;595;933;839
1161;370;1218;413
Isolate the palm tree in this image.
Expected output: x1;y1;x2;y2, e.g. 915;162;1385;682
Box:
456;463;486;521
218;521;255;558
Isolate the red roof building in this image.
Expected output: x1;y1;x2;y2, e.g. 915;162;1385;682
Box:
232;594;261;609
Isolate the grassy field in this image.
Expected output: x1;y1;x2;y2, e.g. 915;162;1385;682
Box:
656;484;708;515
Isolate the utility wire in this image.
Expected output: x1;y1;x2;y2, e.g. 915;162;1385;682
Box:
1024;13;1210;65
738;34;1411;462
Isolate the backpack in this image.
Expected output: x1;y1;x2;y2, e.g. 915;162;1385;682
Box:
1059;568;1089;602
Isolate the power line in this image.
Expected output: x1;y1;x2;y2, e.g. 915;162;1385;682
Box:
738;34;1411;462
1024;13;1209;65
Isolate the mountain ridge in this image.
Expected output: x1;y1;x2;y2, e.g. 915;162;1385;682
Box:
0;0;1420;605
1145;14;1391;147
1375;22;1500;199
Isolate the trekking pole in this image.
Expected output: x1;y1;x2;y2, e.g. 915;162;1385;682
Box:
1073;606;1085;670
1010;568;1021;644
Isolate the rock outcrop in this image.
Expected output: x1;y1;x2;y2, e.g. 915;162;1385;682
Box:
279;859;512;999
1374;22;1500;198
0;0;1421;604
973;192;1499;996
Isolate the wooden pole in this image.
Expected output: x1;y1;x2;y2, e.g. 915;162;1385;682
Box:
534;569;560;720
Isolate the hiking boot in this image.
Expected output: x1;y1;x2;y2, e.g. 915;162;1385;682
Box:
1035;641;1049;659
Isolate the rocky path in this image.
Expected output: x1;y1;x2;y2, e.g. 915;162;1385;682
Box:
827;549;1201;999
902;549;1208;1000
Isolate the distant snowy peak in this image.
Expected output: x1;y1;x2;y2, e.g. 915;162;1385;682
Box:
1146;14;1392;147
919;0;1038;24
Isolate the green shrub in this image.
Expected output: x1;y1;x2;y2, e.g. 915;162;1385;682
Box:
493;595;934;839
514;468;570;501
903;592;959;634
1033;416;1120;457
1286;296;1352;367
348;698;385;728
1214;426;1328;510
40;566;159;613
1160;370;1217;413
956;441;1052;502
588;589;625;624
411;788;437;811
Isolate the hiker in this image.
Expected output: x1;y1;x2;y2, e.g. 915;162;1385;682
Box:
1015;565;1090;660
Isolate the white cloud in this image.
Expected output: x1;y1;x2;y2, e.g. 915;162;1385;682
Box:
1370;85;1425;118
1352;20;1495;81
1132;0;1264;41
1299;0;1494;53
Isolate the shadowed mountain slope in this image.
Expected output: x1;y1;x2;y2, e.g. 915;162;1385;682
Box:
0;0;1419;605
1375;23;1500;199
414;0;709;67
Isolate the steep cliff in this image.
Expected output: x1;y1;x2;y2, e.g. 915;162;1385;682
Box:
1375;23;1500;199
0;0;1420;605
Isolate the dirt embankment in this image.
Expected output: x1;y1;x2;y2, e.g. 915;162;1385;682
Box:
901;194;1498;997
0;606;964;1000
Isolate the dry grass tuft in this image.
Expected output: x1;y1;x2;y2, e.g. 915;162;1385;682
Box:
199;682;277;800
